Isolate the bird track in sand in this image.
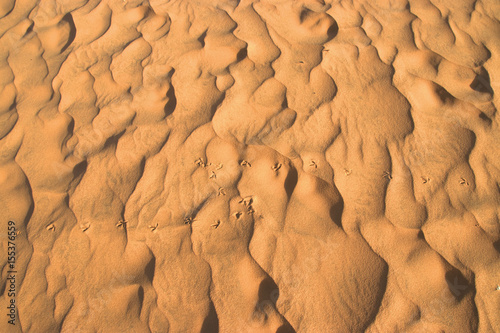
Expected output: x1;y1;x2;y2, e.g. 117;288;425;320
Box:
4;0;499;331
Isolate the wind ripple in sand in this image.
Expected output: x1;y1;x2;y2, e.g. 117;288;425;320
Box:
0;0;499;332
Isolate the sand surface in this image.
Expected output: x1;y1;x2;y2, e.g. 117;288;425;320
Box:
1;0;500;332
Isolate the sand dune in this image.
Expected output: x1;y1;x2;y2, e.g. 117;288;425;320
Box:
1;0;499;332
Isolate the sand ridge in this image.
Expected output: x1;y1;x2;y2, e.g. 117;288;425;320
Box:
0;0;499;332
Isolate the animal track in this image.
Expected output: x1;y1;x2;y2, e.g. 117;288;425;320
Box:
4;1;498;331
238;196;255;214
211;220;221;229
195;158;206;167
239;196;253;206
80;223;90;232
116;220;127;228
240;160;251;167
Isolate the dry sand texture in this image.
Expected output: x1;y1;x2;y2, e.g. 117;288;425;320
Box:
1;0;500;332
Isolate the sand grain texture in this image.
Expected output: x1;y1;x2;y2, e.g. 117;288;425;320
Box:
1;0;500;332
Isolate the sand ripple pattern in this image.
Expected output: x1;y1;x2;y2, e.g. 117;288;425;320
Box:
1;0;499;332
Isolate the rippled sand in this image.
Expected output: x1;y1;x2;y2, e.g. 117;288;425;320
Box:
1;0;499;332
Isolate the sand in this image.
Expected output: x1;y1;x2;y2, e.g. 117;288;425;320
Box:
0;0;499;332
